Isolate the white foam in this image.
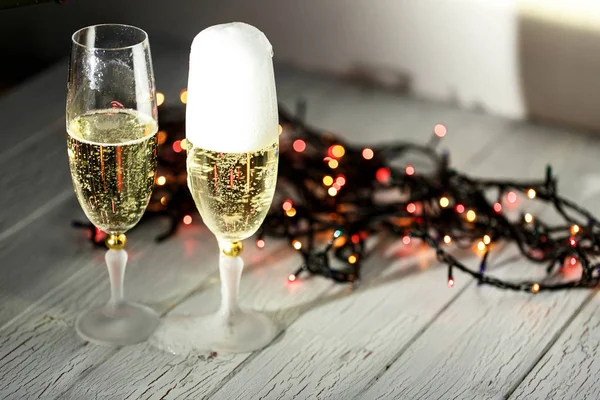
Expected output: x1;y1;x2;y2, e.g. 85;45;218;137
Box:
186;22;278;153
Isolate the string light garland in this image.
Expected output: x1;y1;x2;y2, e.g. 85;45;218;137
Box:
74;94;600;293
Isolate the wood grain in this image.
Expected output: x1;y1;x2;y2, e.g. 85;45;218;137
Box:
1;53;599;400
60;77;516;400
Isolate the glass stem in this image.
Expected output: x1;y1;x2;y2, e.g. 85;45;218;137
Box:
218;252;243;320
106;248;127;308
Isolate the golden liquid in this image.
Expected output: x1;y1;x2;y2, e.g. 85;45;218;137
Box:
187;141;279;242
67;109;158;234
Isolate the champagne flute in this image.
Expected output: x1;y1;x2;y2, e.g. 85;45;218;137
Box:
66;24;159;346
152;22;279;354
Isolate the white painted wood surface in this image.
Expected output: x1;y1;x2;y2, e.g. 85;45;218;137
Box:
1;50;600;400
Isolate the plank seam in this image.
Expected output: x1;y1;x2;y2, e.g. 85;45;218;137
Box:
504;288;600;399
0;188;72;244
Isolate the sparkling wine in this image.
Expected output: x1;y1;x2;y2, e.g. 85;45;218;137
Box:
67;109;158;234
187;141;278;242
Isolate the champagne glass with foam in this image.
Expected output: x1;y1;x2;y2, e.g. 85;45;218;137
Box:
153;22;279;354
66;24;159;345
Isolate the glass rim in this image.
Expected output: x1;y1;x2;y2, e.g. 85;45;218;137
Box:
71;23;149;51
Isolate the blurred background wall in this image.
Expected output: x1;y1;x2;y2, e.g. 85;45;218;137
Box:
1;0;599;131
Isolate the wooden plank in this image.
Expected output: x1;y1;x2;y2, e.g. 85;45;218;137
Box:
0;62;66;162
359;260;590;400
509;292;600;400
59;82;515;399
359;130;600;400
499;132;600;400
0;219;229;399
202;116;578;400
0;66;345;398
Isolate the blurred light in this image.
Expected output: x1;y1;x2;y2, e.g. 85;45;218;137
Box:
483;235;491;245
282;200;293;211
293;139;306;152
179;89;188;104
172;140;182;153
466;210;476;222
156;92;165;106
376;167;391;183
571;224;580;235
477;241;486;251
570;256;577;266
443;235;452;245
157;130;168;145
351;234;360;244
524;213;534;223
439;197;450;208
434;124;447;137
402;235;411;245
336;176;346;186
180;138;190;151
278;124;283;135
407;203;417;213
405;164;415;176
527;189;536;199
323;176;334;186
333;236;347;247
531;283;540;293
348;254;358;264
328;187;338;196
362;148;374;160
493;202;502;213
331;145;345;158
157;176;166;186
288;274;296;282
328;159;339;169
455;204;465;214
256;239;265;249
160;196;167;205
292;240;302;250
286;208;297;217
334;229;343;238
570;237;577;247
183;215;192;225
507;191;518;204
447;278;455;288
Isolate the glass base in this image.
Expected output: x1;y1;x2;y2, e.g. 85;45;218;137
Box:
76;302;159;346
151;309;278;355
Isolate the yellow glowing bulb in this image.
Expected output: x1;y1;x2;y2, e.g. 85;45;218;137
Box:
160;196;167;205
286;208;297;217
532;283;540;293
439;197;450;208
348;254;357;264
331;145;346;158
443;235;452;245
328;159;339;169
328;187;338;196
323;176;334;186
524;213;534;223
292;240;302;250
157;130;168;145
156;92;165;106
466;210;476;222
477;241;486;251
157;176;166;186
527;189;536;199
483;235;491;245
179;89;188;104
571;224;580;235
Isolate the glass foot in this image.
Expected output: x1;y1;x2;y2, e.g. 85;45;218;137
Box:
151;310;278;355
76;302;159;346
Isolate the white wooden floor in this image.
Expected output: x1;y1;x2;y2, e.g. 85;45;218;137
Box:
2;49;600;400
